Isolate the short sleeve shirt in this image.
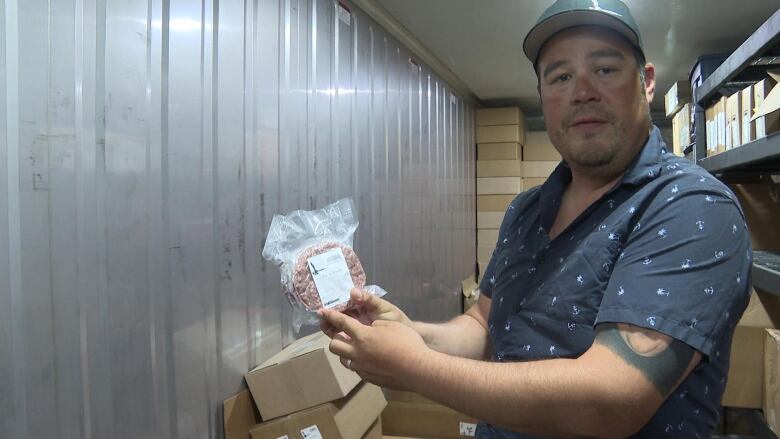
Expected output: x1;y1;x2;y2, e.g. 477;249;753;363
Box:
476;127;752;438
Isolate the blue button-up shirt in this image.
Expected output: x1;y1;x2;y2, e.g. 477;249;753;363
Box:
476;127;752;438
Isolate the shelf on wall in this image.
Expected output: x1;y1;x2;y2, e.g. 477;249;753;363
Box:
695;9;780;106
698;133;780;174
753;250;780;298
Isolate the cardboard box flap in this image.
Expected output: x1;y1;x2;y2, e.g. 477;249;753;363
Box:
256;332;329;370
333;383;387;439
752;71;780;120
224;389;262;439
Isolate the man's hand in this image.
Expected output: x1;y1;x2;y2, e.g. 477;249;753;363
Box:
319;307;430;390
319;288;413;337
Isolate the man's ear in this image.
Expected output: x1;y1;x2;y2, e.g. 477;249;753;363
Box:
644;63;656;103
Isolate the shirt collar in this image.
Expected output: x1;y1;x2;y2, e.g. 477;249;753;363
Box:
620;126;666;186
537;126;666;231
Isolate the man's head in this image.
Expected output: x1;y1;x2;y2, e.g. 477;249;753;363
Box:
523;0;655;180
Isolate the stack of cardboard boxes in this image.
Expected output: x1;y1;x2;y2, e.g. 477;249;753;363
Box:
704;71;780;157
223;332;386;439
664;80;692;156
475;107;561;282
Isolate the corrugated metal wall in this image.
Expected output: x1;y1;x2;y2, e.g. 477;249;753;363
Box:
0;0;475;438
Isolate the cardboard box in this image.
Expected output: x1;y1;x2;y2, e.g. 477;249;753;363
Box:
250;383;387;439
726;92;742;149
224;390;262;439
476;160;523;177
523;177;546;190
752;71;780;138
477;246;494;263
245;332;361;421
523;131;561;161
363;418;382;439
665;80;691;118
722;289;780;408
476;107;523;126
705;105;717;155
477;143;520;161
729;183;780;250
477;229;499;246
764;329;780;434
477;177;523;195
477;262;486;282
382;390;479;439
477;195;515;212
462;276;480;311
521;161;558;178
672;105;690;156
717;96;727;154
741;85;756;145
476;125;522;144
477;212;503;229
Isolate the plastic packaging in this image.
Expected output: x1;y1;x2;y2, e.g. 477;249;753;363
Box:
262;198;386;329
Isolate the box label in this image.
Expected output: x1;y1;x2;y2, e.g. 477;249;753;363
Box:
758;117;767;138
337;3;351;25
300;425;323;439
276;436;290;439
308;247;353;309
460;422;477;437
706;119;715;152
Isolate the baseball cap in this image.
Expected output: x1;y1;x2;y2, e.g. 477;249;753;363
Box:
523;0;643;64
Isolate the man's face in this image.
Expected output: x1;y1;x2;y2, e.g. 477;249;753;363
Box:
537;26;655;178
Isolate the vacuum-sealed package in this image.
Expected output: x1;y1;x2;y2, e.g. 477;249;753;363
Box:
262;198;386;329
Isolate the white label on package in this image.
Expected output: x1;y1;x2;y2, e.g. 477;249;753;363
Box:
275;436;290;439
300;426;322;439
459;422;477;437
758;117;767;138
337;3;351;25
308;247;353;309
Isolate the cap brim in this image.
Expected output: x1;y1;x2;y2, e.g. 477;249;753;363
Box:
523;10;641;63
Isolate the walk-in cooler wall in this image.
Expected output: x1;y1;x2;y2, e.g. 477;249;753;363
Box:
0;0;476;437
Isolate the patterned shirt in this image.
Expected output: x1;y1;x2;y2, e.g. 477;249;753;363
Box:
476;127;752;438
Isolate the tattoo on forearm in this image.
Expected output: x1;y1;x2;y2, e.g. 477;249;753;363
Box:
595;323;695;396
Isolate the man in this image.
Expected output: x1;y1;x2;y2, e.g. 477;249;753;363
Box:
320;0;752;437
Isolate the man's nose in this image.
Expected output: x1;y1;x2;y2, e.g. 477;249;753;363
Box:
571;74;601;104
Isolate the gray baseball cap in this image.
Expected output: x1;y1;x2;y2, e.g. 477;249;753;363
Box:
523;0;643;64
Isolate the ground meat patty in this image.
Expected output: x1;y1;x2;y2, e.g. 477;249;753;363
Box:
288;242;366;311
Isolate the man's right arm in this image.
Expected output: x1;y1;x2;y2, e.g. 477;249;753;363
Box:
412;294;492;360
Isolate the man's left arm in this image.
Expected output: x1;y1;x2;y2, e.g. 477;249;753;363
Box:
322;308;698;439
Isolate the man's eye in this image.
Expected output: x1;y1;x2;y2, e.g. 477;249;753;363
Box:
552;73;572;83
597;67;616;75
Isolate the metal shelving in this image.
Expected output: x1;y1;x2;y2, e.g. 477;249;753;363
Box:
693;8;780;164
699;132;780;175
690;10;780;306
753;250;780;298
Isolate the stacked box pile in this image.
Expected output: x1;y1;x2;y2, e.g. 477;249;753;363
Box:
475;107;560;282
223;332;386;439
664;80;692;156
